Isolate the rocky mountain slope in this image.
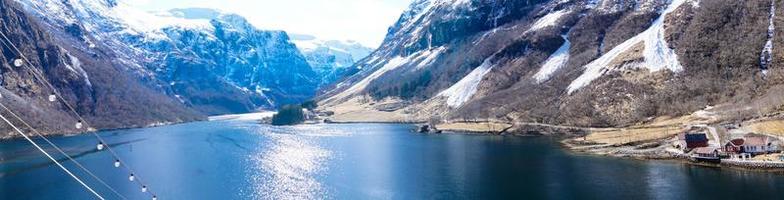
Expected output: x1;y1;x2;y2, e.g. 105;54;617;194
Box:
0;0;329;137
291;34;373;87
319;0;784;128
17;1;318;115
0;0;204;137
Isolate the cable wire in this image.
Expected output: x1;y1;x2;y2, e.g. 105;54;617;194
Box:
0;27;157;198
0;102;127;199
0;112;105;200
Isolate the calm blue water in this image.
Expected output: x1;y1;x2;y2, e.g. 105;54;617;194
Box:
1;119;784;200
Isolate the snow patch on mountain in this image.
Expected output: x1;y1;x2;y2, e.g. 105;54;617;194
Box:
568;0;686;94
291;34;374;86
291;35;373;62
414;47;446;70
399;0;436;38
761;0;776;74
528;9;569;32
534;34;571;83
111;4;213;40
325;47;444;102
325;55;411;102
439;57;495;108
65;53;92;88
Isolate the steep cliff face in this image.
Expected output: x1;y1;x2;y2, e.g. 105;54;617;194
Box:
0;0;204;137
17;1;319;115
149;13;318;113
321;0;784;127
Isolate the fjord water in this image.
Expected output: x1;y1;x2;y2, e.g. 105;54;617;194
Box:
1;120;783;200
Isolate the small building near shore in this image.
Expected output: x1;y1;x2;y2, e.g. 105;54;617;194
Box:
684;133;709;149
724;138;745;153
723;134;782;155
693;147;720;158
743;134;778;155
674;132;710;151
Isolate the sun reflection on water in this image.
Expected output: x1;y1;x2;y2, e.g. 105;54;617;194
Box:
247;127;333;199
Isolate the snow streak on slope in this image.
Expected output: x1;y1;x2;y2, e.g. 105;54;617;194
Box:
761;0;776;74
567;0;686;94
534;34;571;83
325;55;409;102
438;57;495;108
528;9;569;32
414;47;446;70
65;53;92;88
325;47;447;103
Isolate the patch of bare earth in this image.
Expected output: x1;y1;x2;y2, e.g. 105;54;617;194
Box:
436;122;513;133
564;115;701;159
319;96;415;123
748;120;784;138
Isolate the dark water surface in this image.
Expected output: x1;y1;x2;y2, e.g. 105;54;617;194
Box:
1;120;783;199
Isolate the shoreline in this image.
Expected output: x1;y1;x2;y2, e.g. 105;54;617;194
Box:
6;115;784;172
561;132;784;172
0;119;201;141
411;120;784;172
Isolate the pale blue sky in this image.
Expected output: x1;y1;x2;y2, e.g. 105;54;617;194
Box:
124;0;413;47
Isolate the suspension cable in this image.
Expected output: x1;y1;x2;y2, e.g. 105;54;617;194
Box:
0;102;127;199
0;112;105;200
0;27;157;198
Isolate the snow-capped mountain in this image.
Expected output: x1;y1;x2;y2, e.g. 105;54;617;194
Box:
0;0;205;135
291;34;373;86
320;0;782;127
16;1;318;115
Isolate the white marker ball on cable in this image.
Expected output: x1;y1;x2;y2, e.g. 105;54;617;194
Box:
75;121;84;129
152;195;157;200
129;174;135;182
114;160;121;168
48;94;56;102
13;59;23;67
96;142;104;151
142;186;147;193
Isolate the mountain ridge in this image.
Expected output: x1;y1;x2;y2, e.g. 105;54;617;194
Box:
291;33;373;87
0;0;205;137
318;0;784;128
0;0;363;136
16;0;321;115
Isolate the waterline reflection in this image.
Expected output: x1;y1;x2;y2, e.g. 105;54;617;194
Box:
249;133;331;199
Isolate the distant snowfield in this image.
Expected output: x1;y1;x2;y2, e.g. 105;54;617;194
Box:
438;56;495;107
208;111;276;121
567;0;686;94
113;5;214;38
20;0;215;41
